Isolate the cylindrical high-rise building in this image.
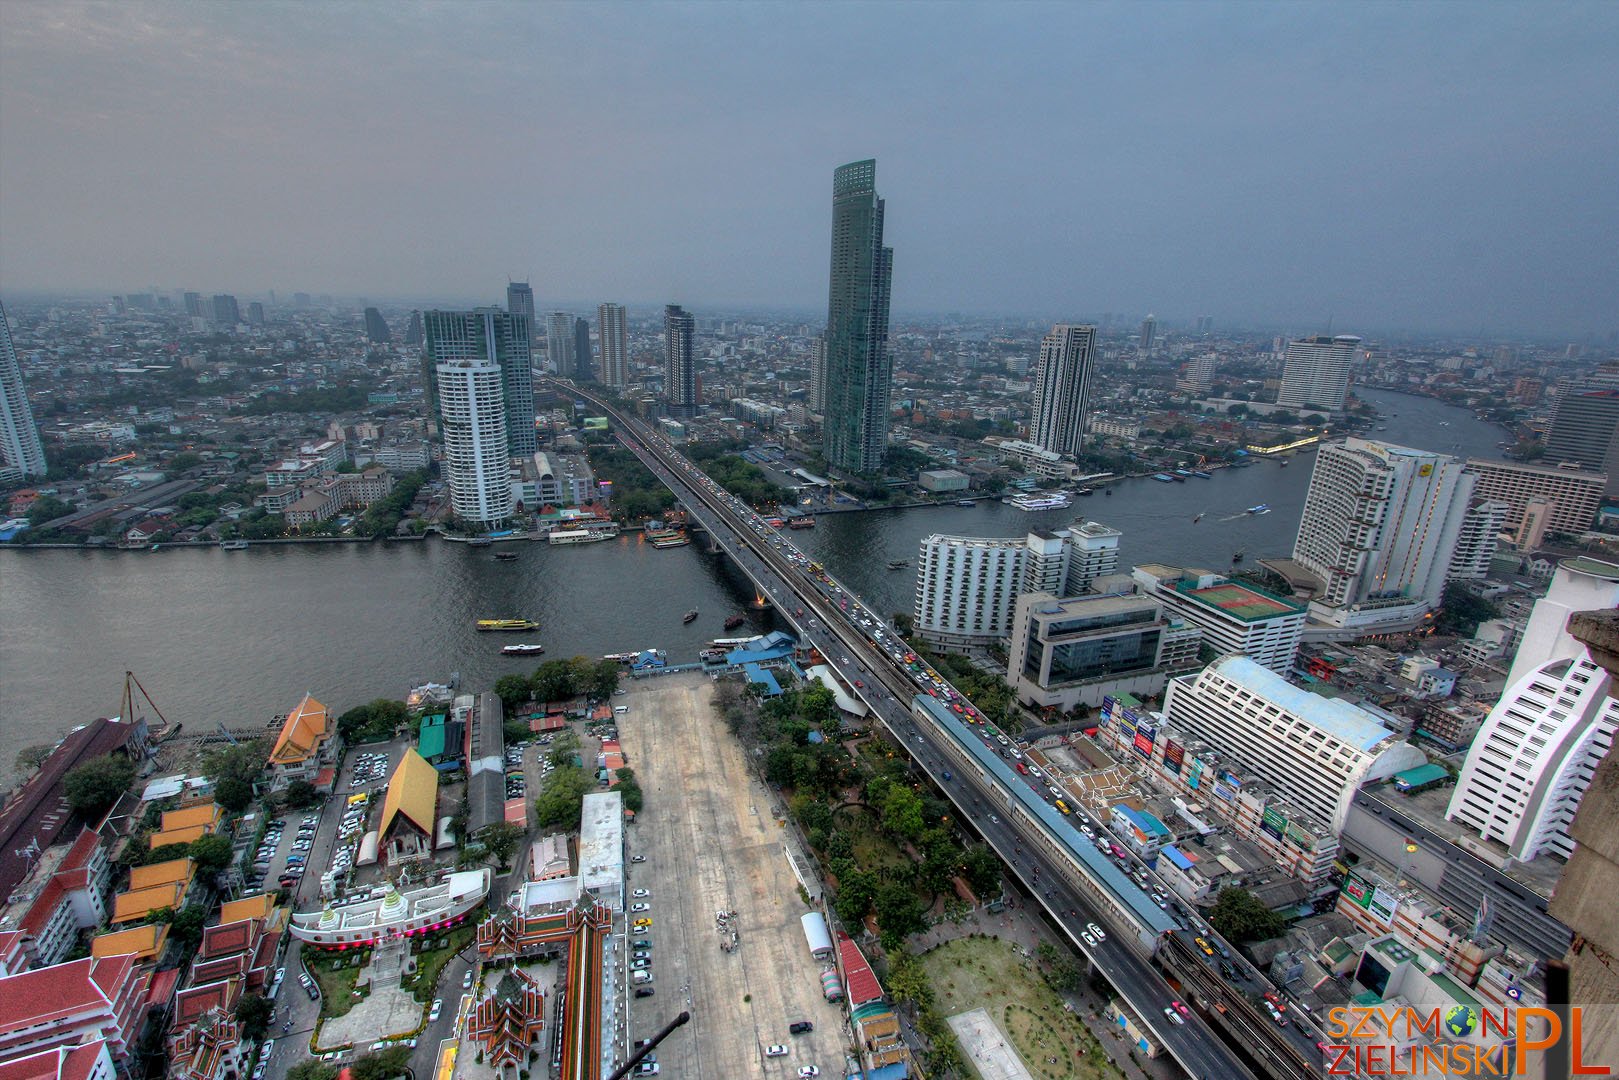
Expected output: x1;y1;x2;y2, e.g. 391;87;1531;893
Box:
436;358;512;526
597;303;628;389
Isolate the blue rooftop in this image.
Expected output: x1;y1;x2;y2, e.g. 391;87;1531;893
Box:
1160;845;1195;871
1113;804;1171;837
1209;655;1398;752
727;630;797;666
743;663;782;697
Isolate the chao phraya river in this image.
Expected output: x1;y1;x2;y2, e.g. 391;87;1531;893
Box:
0;388;1506;782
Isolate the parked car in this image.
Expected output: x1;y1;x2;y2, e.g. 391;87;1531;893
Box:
789;1021;813;1034
765;1045;788;1057
634;986;655;998
429;999;442;1022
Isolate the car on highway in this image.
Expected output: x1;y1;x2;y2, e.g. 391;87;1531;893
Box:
1082;932;1097;947
1173;1000;1190;1016
1195;936;1215;956
1087;923;1106;942
1163;1006;1185;1026
765;1045;788;1057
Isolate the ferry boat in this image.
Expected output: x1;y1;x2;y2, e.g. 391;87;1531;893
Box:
1076;488;1094;496
476;618;540;632
290;869;491;949
1191;470;1212;479
683;609;699;624
1246;504;1271;515
549;528;615;546
788;517;816;529
1008;491;1073;511
1170;471;1188;482
220;539;249;550
724;615;746;630
494;551;520;561
501;643;545;656
708;636;759;650
1152;473;1176;483
603;651;643;664
955;499;975;507
650;533;690;549
887;559;909;570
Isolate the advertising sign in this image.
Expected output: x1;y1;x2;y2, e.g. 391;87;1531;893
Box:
1163;739;1185;776
1343;873;1374;909
1213;782;1237;801
1285;821;1316;850
1132;731;1154;758
1261;806;1287;839
1218;770;1243;790
1368;886;1399;925
1186;757;1204;790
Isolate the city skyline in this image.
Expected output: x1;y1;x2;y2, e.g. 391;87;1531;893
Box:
1;3;1615;337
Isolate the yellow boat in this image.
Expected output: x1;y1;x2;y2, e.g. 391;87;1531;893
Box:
476;619;540;632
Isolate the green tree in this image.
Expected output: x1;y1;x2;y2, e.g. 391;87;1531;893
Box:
168;904;209;948
63;755;137;819
834;869;879;926
1434;581;1501;636
349;1047;411;1080
875;879;928;947
189;833;234;873
800;684;836;730
531;660;577;703
494;674;533;714
961;846;1003;898
25;495;73;525
235;993;273;1041
616;777;644;814
878;782;926;842
203;740;269;812
286;1062;339;1080
475;821;524;869
283;779;320;809
546;731;581;769
1208;886;1286;943
587;659;622;700
14;743;54;773
533;766;594;830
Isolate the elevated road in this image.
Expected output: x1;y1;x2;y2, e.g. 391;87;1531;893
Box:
559;383;1318;1079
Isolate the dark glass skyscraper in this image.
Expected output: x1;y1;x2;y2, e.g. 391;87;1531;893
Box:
422;308;536;456
363;306;390;343
573;317;593;382
822;159;893;475
507;282;536;342
664;304;696;417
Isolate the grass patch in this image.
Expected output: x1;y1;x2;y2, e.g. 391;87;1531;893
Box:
309;958;364;1020
919;937;1121;1080
406;922;478;1002
834;805;912;874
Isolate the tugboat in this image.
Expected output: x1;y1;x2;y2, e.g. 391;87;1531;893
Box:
494;551;520;561
724;615;746;630
1232;548;1247;564
683;610;700;624
887;559;909;570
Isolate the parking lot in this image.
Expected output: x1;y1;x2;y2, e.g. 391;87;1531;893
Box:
619;672;846;1079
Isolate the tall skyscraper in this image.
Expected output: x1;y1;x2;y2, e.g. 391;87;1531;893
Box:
435;356;513;526
1276;334;1360;412
422;309;536;456
1027;324;1096;456
182;292;204;319
506;281;535;341
1138;314;1156;354
597;303;627;389
1544;389;1619;496
246;302;266;326
211;294;241;326
0;300;47;478
573;318;593;382
363;307;390;344
404;310;424;346
663;304;696;417
822;159;894;475
546;312;574;376
1291;437;1477;630
807;336;828;414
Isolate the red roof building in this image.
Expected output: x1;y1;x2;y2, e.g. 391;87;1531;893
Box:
0;1040;114;1080
3;828;112;969
165;1007;241;1080
0;954;150;1063
465;966;547;1070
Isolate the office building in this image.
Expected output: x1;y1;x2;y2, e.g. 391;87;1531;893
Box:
1138;314;1156;355
1275;334;1360;412
597;303;627;389
573;317;593;382
1447;650;1618;862
1544;390;1619;496
808;336;827;413
1132;565;1307;672
506;282;535;341
1161;655;1426;833
1291;438;1477;631
1027;324;1096;456
435;355;513;526
182;291;204;319
0;300;47;478
423;308;535;456
246;301;265;326
1177;353;1217;395
1446;499;1510;581
914;522;1121;651
1464;458;1606;539
822;159;894;474
210;294;241;326
404;310;424;346
546;312;574;377
664;304;696;417
1007;591;1201;711
363;306;390;344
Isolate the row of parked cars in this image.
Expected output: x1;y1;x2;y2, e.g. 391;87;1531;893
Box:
351;750;389;787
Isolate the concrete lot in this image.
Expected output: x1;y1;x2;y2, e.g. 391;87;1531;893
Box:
620;671;847;1079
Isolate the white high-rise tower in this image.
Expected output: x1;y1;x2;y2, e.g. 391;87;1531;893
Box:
436;358;512;526
597;304;628;389
1276;335;1360;412
1028;324;1096;456
0;300;46;478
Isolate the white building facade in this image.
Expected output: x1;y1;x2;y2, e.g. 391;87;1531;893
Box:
1027;324;1096;456
1132;565;1306;671
0;299;46;479
597;303;628;389
437;359;513;525
1275;334;1360;412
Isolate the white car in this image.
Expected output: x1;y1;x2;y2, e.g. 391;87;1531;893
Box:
631;902;650;912
1163;1007;1185;1025
462;970;473;990
1082;932;1097;947
799;1069;820;1078
429;999;442;1022
765;1045;789;1057
632;889;650;898
1087;923;1106;942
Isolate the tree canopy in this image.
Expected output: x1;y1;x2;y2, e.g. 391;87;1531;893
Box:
533;766;595;831
337;699;409;744
63;755;137;819
1209;886;1286;943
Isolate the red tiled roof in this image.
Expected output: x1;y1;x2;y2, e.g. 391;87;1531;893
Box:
17;877;67;936
191;955;248;985
58;1042;107;1080
173;978;241;1024
59;828;101;872
0;955;130;1032
199;919;254;959
0;1041;108;1080
145;967;182;1009
837;932;883;1007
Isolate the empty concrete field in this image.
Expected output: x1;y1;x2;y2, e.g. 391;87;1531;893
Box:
619;671;847;1078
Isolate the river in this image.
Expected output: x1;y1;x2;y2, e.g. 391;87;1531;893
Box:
0;387;1507;783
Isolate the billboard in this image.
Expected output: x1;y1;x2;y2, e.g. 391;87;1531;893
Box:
1164;740;1185;776
1368;886;1399;925
1213;783;1237;801
1218;770;1243;790
1132;731;1155;758
1285;821;1316;851
1186;757;1205;790
1343;872;1374;909
1261;806;1287;840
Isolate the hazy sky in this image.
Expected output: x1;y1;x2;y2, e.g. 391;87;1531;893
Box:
2;1;1615;336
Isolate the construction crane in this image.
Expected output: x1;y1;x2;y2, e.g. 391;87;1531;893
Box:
119;671;171;734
